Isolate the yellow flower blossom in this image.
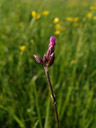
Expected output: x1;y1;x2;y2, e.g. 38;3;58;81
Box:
19;45;26;51
32;11;40;19
93;16;96;20
54;30;60;35
42;11;49;16
73;17;79;22
55;24;62;31
53;17;59;24
90;6;96;11
66;17;73;22
86;12;92;18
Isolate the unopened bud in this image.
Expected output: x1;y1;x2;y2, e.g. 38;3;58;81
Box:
34;55;43;65
34;36;56;68
48;52;55;66
43;54;47;64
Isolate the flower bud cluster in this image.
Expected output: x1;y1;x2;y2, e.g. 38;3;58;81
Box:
34;36;56;68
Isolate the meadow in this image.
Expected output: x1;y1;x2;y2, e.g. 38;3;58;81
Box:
0;0;96;128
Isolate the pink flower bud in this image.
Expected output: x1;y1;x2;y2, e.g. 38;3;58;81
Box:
34;55;43;65
34;36;56;68
50;36;56;42
49;36;56;48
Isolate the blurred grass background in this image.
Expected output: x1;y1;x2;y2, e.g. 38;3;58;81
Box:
0;0;96;128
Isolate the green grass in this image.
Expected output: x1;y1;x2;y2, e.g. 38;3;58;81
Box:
0;0;96;128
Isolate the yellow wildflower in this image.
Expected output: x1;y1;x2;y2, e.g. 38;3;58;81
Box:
53;17;59;24
32;11;40;19
42;11;49;16
90;6;96;11
93;16;96;20
73;17;79;22
86;12;92;18
19;45;26;51
66;17;73;22
54;30;60;35
55;24;62;31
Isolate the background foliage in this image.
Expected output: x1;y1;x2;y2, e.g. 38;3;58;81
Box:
0;0;96;128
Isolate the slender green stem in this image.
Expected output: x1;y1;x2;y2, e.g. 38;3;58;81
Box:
44;67;59;128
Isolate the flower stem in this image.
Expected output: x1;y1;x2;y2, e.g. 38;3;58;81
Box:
44;67;59;128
